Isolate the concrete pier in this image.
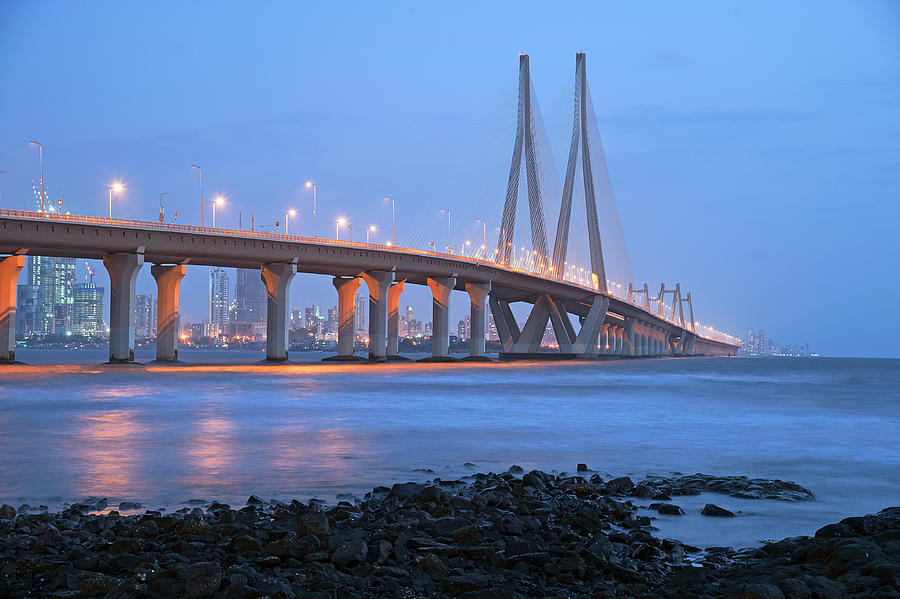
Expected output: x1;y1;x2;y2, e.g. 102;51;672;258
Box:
151;264;186;362
465;281;491;359
0;256;25;363
260;262;297;362
387;280;406;359
332;276;362;360
427;276;456;359
362;271;392;361
625;319;636;356
103;252;144;363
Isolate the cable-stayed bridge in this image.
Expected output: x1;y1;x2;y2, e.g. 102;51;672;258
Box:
0;53;740;364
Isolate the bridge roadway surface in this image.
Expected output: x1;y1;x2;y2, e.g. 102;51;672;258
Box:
0;210;738;362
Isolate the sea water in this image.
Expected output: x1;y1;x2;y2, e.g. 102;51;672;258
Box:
0;351;897;548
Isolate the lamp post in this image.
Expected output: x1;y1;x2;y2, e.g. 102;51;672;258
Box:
366;225;376;244
305;181;317;237
286;209;296;235
108;182;123;218
30;141;44;212
212;196;224;227
347;223;353;242
475;218;487;260
441;208;450;253
159;192;167;223
336;217;345;240
191;164;203;226
384;196;395;246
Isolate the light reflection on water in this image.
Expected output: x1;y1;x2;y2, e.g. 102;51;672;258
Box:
0;350;898;548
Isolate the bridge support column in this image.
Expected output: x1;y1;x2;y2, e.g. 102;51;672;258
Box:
0;256;25;363
624;318;636;356
490;296;519;353
362;271;392;361
427;276;457;360
330;276;362;360
387;280;405;359
261;262;297;362
571;295;609;357
464;281;491;359
151;264;186;362
103;251;144;363
599;323;610;353
617;326;626;355
640;322;650;356
653;326;661;355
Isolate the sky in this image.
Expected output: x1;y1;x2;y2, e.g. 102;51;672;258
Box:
1;1;898;357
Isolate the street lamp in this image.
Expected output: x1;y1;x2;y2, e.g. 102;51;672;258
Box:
441;208;451;253
384;196;395;246
191;164;203;226
305;181;317;237
30;141;44;212
108;182;123;219
286;209;296;235
159;192;167;223
336;217;346;240
367;225;376;244
475;218;487;260
212;196;224;227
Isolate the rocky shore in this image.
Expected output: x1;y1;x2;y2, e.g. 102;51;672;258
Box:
0;468;896;598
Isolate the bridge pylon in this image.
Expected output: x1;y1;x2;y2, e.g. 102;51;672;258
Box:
497;54;550;267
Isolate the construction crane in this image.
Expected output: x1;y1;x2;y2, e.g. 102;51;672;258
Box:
84;261;95;285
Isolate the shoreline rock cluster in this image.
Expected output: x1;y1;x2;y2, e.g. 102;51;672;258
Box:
0;468;895;598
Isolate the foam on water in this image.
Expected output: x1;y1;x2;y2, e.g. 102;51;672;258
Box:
0;351;897;548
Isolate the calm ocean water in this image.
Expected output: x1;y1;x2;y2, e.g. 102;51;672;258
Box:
0;350;897;548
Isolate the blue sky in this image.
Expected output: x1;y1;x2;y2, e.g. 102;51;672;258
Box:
1;1;898;356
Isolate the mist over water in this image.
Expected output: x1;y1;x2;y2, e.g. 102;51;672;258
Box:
0;352;897;548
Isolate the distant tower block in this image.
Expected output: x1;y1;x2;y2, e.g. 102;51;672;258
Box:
497;53;549;266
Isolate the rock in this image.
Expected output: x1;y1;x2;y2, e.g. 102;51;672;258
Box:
778;578;811;599
802;576;845;599
521;470;546;489
298;511;329;538
416;553;447;573
178;562;222;598
655;504;685;515
331;538;368;567
605;476;635;496
577;463;589;472
508;465;524;474
231;535;261;553
0;504;15;519
387;482;425;500
700;503;735;517
739;583;785;599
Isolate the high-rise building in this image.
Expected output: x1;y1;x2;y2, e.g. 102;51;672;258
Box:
305;304;322;335
28;256;76;334
290;309;303;330
324;307;335;334
209;268;230;336
72;282;105;337
16;285;43;337
486;310;499;341
134;294;157;338
354;293;367;334
233;268;267;335
457;314;471;341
